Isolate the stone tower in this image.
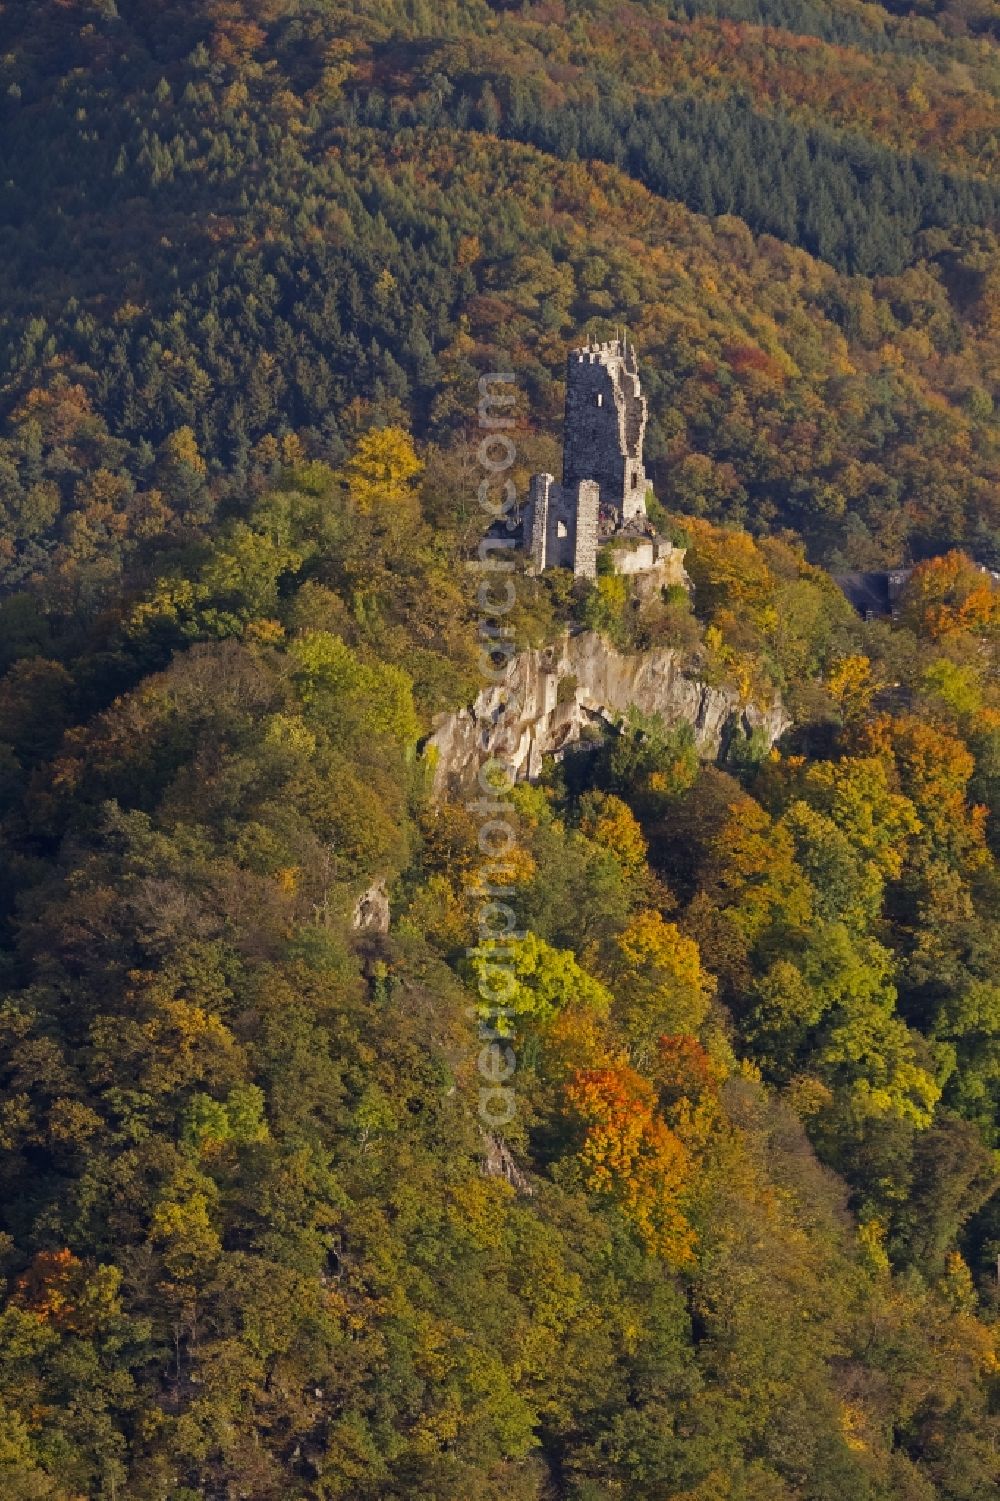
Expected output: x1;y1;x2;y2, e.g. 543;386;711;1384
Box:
562;337;649;526
524;338;651;579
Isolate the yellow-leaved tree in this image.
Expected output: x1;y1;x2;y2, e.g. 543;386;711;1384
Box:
613;909;714;1049
340;425;423;518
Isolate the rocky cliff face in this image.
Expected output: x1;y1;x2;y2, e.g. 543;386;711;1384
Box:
426;629;789;798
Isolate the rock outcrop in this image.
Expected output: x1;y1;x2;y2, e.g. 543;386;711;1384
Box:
351;879;391;934
426;629;788;799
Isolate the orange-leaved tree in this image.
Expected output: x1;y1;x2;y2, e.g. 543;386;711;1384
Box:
899;552;1000;642
564;1064;696;1265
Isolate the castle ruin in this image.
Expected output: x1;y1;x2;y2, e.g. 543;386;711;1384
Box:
525;338;668;580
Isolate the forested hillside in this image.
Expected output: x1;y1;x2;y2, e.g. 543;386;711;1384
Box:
2;1;1000;1498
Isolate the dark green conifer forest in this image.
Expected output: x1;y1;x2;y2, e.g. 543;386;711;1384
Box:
1;1;1000;1497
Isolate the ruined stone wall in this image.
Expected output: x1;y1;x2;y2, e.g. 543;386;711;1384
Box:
525;474;599;578
572;480;599;579
527;472;553;571
610;538;657;575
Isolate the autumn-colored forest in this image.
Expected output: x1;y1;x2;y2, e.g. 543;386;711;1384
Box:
1;0;1000;1497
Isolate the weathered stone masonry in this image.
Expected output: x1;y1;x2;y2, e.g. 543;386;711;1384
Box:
527;472;600;577
562;338;648;526
525;338;666;579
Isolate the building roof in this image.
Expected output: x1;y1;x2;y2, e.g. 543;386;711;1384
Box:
833;571;894;617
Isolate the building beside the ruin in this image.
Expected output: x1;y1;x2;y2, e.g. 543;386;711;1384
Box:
833;569;912;620
525;338;677;581
834;563;1000;620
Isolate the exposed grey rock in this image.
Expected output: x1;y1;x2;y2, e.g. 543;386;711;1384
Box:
351;879;390;933
481;1132;533;1195
426;629;789;799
